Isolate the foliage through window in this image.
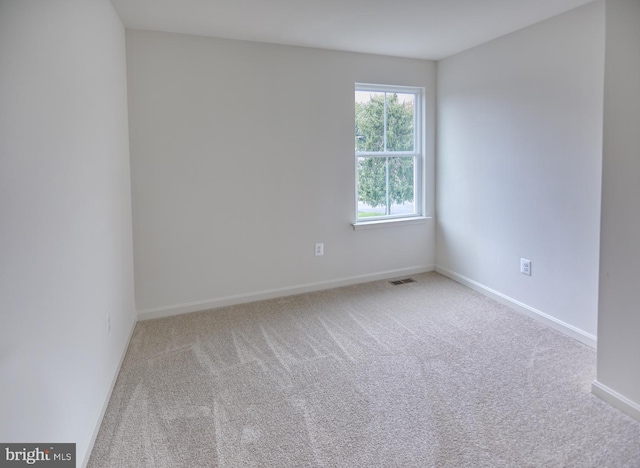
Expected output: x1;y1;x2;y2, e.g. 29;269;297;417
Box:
355;84;422;221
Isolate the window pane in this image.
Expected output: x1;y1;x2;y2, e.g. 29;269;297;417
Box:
386;93;414;152
357;156;415;218
389;156;415;215
355;92;385;152
357;156;386;217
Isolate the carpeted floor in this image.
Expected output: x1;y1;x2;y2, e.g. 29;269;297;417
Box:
88;272;640;467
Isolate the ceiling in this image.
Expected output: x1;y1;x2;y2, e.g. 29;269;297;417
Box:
110;0;595;60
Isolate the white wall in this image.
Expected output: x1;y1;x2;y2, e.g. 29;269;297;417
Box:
436;1;605;345
593;0;640;420
0;1;136;465
126;31;436;318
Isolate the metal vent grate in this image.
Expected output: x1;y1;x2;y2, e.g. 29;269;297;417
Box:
389;278;416;286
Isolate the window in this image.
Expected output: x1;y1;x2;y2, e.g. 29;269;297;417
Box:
355;84;423;223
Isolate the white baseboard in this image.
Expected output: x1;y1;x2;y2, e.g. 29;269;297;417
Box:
81;316;137;468
592;380;640;422
138;265;435;321
435;265;597;348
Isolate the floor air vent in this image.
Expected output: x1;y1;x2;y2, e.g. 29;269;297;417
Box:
389;278;416;286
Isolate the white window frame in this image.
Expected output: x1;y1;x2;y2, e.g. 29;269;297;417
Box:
354;83;425;227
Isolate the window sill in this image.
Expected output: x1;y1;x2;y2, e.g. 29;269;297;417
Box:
352;216;431;231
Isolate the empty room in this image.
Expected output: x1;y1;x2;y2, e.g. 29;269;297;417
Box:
1;0;639;466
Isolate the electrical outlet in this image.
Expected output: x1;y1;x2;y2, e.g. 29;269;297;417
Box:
520;258;531;276
315;243;324;256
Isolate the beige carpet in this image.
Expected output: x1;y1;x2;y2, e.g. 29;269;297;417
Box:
88;272;640;467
